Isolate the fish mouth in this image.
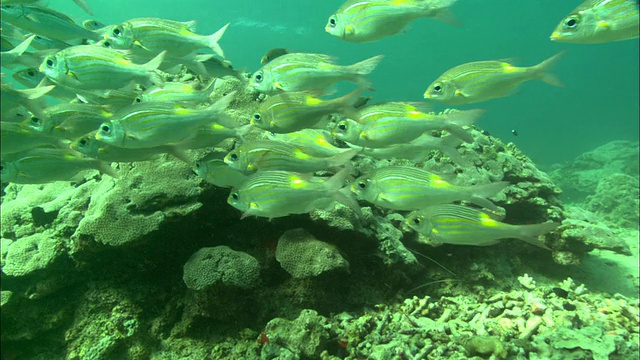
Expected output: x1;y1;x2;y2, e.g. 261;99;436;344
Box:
549;32;561;41
423;92;432;99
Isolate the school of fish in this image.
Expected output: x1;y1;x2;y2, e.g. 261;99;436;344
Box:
1;0;638;248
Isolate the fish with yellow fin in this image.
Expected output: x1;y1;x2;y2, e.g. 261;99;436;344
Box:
406;204;558;249
550;0;639;44
424;53;564;105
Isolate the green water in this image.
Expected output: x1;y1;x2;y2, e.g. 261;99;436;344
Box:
49;0;640;165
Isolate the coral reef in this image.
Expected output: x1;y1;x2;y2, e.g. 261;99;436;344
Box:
183;245;260;290
275;228;349;278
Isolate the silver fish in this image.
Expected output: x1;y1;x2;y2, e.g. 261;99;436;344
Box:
193;156;247;188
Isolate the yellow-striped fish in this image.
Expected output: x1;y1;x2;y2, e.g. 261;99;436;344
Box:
332;103;481;147
551;0;639;43
1;34;34;69
347;133;468;166
224;140;358;173
70;131;190;163
251;89;361;133
227;168;360;219
134;80;216;104
40;45;166;92
1;83;55;119
95;92;235;149
1;121;60;155
351;165;508;211
250;53;383;94
193;156;247;188
424;53;564;105
103;18;229;58
1;148;119;184
406;204;557;249
267;129;345;157
0;5;101;42
179;123;252;150
12;67;77;101
326;0;460;42
24;103;113;140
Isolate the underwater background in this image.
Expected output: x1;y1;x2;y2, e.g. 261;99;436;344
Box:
51;0;640;165
1;1;639;359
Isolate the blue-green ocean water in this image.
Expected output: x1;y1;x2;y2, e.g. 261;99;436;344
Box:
49;0;640;165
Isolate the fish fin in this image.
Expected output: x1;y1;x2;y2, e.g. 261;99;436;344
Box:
335;187;362;216
182;20;198;32
515;222;559;250
532;51;565;87
431;7;463;26
204;78;218;100
206;23;229;58
234;124;253;141
73;0;93;15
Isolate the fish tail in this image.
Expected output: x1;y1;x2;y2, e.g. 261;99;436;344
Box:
9;34;35;56
96;161;120;178
234;124;253;141
206;23;230;58
324;168;362;216
73;0;93;15
436;135;469;166
23;85;55;100
442;109;485;143
204;78;218;100
166;146;191;164
468;181;509;211
327;148;358;168
514;222;559;250
204;91;238;128
532;51;565;87
420;0;462;26
334;88;364;121
143;50;166;87
347;54;384;76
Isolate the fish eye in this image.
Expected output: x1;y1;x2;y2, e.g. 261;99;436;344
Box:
433;84;443;92
338;123;347;131
252;113;261;122
134;97;142;103
328;16;337;27
30;116;40;125
79;139;88;146
413;218;421;225
112;27;122;36
230;192;239;200
194;161;201;169
101;124;111;134
254;72;263;83
564;15;579;29
229;153;238;161
45;58;54;67
26;69;36;77
103;41;112;48
357;180;366;189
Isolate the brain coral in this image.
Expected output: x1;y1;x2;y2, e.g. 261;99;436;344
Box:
182;246;260;290
275;228;349;278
